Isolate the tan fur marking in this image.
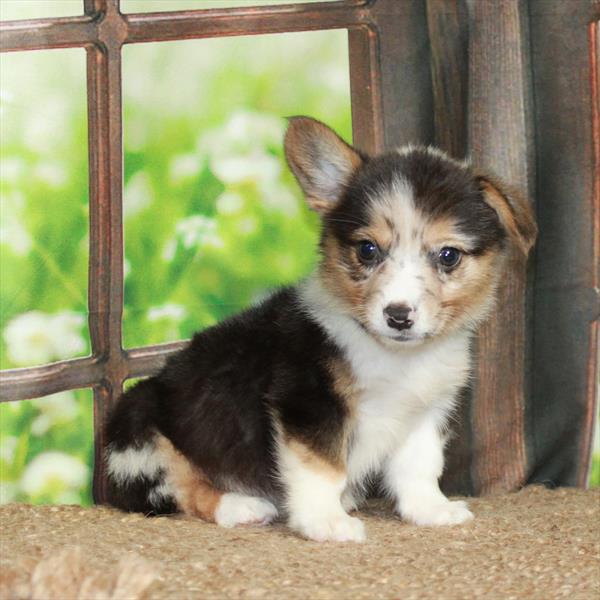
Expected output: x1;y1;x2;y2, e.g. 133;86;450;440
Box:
422;216;474;252
285;438;346;480
328;355;358;410
353;212;395;251
320;236;366;310
479;179;537;255
155;434;221;521
438;251;503;330
327;355;360;459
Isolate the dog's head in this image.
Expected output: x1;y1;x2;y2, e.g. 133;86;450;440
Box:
285;116;537;346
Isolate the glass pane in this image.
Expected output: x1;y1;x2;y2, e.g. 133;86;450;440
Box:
122;0;335;12
0;49;90;368
0;0;82;20
0;388;94;506
122;30;350;348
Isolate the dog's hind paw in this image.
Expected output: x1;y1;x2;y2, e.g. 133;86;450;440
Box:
214;493;278;528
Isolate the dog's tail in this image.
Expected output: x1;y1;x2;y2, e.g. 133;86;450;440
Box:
103;379;177;515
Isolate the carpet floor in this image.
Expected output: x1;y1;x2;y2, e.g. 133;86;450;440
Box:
1;485;599;600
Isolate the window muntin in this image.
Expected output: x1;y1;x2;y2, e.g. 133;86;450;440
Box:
122;0;340;13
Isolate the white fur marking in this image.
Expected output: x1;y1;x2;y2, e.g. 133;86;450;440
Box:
106;442;167;484
214;493;278;528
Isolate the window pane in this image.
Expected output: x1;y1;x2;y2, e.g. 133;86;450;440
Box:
122;30;350;348
0;49;90;368
0;0;81;20
0;389;94;506
122;0;337;12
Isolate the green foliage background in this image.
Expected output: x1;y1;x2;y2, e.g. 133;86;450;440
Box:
0;1;598;506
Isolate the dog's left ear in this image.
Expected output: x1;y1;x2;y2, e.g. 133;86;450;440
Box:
477;174;537;256
284;116;363;214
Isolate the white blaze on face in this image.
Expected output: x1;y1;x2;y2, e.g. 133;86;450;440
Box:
365;178;436;340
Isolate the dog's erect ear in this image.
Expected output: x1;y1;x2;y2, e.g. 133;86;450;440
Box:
477;174;537;256
284;116;363;214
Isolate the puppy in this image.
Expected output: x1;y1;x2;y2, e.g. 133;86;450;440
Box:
104;116;536;542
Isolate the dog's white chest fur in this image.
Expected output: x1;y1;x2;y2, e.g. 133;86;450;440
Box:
343;325;471;486
299;276;472;486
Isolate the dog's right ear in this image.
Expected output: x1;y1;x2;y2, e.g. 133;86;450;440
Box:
284;116;363;214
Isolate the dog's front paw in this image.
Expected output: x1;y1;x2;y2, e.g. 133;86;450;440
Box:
292;513;366;542
401;499;473;526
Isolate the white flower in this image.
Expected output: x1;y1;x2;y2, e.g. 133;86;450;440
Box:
237;217;258;235
0;214;31;255
30;391;79;437
0;435;17;463
30;415;51;437
125;116;150;153
176;215;217;248
216;191;244;215
0;157;25;183
222;111;284;149
0;482;17;504
162;215;224;261
3;311;86;367
22;97;70;154
20;451;88;498
34;162;67;188
210;152;280;186
177;215;215;248
0;190;32;256
177;215;223;249
315;64;351;95
124;171;153;218
147;303;187;323
198;111;284;185
260;181;299;217
198;111;283;155
162;238;177;262
124;257;131;280
169;153;200;183
0;89;14;107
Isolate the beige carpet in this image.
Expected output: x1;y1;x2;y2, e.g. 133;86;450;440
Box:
1;486;599;600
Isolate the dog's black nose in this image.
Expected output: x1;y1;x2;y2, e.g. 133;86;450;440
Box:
384;304;414;331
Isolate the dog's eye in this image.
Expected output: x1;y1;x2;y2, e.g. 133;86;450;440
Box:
438;247;462;269
357;240;379;264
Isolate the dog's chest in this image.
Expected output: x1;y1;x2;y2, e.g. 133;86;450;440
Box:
344;335;470;484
